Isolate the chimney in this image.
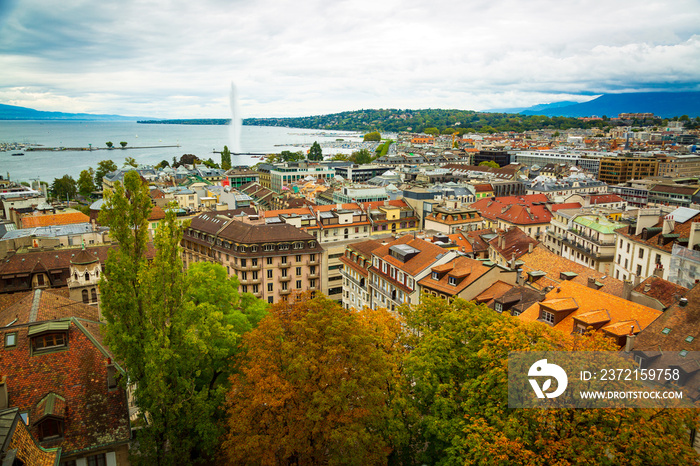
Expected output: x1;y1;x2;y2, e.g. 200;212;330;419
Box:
499;235;504;249
528;242;534;253
0;376;7;409
653;265;664;278
625;332;636;353
622;280;634;301
587;277;596;289
662;217;675;235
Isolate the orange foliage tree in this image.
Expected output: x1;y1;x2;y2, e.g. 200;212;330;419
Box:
398;295;699;466
221;294;407;465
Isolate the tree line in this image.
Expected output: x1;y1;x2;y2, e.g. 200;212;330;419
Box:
98;171;699;465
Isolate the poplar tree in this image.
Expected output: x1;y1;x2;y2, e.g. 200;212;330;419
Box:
99;171;265;464
221;145;231;170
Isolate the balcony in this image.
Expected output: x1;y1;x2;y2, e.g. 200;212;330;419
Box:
307;258;320;266
307;272;320;279
239;264;261;271
279;262;291;268
279;288;292;295
279;275;291;282
239;277;261;285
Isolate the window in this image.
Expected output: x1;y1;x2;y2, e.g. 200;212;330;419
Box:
310;254;316;261
281;269;287;278
252;258;258;266
281;282;288;291
86;453;107;466
296;280;302;289
542;311;555;324
2;330;17;349
296;267;302;276
91;288;97;303
638;249;644;259
39;418;63;441
636;265;642;276
494;302;503;313
252;271;258;280
267;257;273;265
253;285;258;293
82;289;89;304
382;262;387;273
32;333;66;352
432;271;439;280
296;255;302;262
655;253;661;264
107;365;118;389
448;276;457;286
267;270;273;279
626;243;630;253
267;283;273;292
268;297;274;304
310;279;316;288
281;257;287;264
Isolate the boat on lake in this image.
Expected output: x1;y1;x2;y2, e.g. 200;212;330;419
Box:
11;152;24;156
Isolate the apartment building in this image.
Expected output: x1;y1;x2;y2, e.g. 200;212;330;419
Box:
182;212;324;304
417;256;517;302
334;164;391;183
598;156;658;184
423;200;483;234
369;236;457;313
487;227;539;268
648;184;700;208
471;194;552;239
339;239;383;311
269;163;335;193
614;207;700;284
657;155;700;178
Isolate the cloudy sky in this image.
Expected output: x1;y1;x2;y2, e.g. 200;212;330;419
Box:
0;0;698;118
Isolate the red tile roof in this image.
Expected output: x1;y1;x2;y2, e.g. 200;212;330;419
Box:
372;235;446;277
21;212;90;229
518;281;662;343
489;227;538;261
550;202;582;212
471;195;552;225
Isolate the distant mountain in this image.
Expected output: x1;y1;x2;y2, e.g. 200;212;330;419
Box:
484;101;582;114
519;92;700;118
0;103;145;121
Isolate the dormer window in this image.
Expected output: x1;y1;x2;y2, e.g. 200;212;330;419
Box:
29;321;70;355
432;271;439;280
34;393;66;441
448;276;457;286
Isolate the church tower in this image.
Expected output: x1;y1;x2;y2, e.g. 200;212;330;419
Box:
68;244;102;311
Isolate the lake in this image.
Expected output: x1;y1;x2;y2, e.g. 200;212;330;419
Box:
0;121;362;183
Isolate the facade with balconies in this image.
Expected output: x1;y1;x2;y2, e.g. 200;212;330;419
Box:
181;212;324;304
559;214;624;274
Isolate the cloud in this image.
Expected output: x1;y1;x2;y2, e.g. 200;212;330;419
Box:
0;0;699;117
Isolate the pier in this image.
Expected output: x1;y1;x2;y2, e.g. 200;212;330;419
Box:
24;144;181;152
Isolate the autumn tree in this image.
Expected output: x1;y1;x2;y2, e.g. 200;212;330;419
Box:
308;141;323;161
222;294;406;465
94;159;117;187
221;145;231;170
363;131;381;141
77;168;96;198
398;296;699;465
479;160;500;169
99;171;266;465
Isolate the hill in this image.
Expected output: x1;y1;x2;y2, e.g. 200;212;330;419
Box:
0;103;143;121
520;92;700;118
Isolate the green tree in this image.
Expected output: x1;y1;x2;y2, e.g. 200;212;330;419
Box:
423;127;439;135
221;145;232;170
94;159;118;188
280;150;303;162
349;148;374;164
99;172;265;464
363;131;381;141
51;175;77;200
330;153;349;161
120;141;128;148
155;160;170;169
123;157;138;168
308;141;323;161
77;168;96;198
203;158;220;169
222;295;404;465
106;141;113;148
479;160;500;169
